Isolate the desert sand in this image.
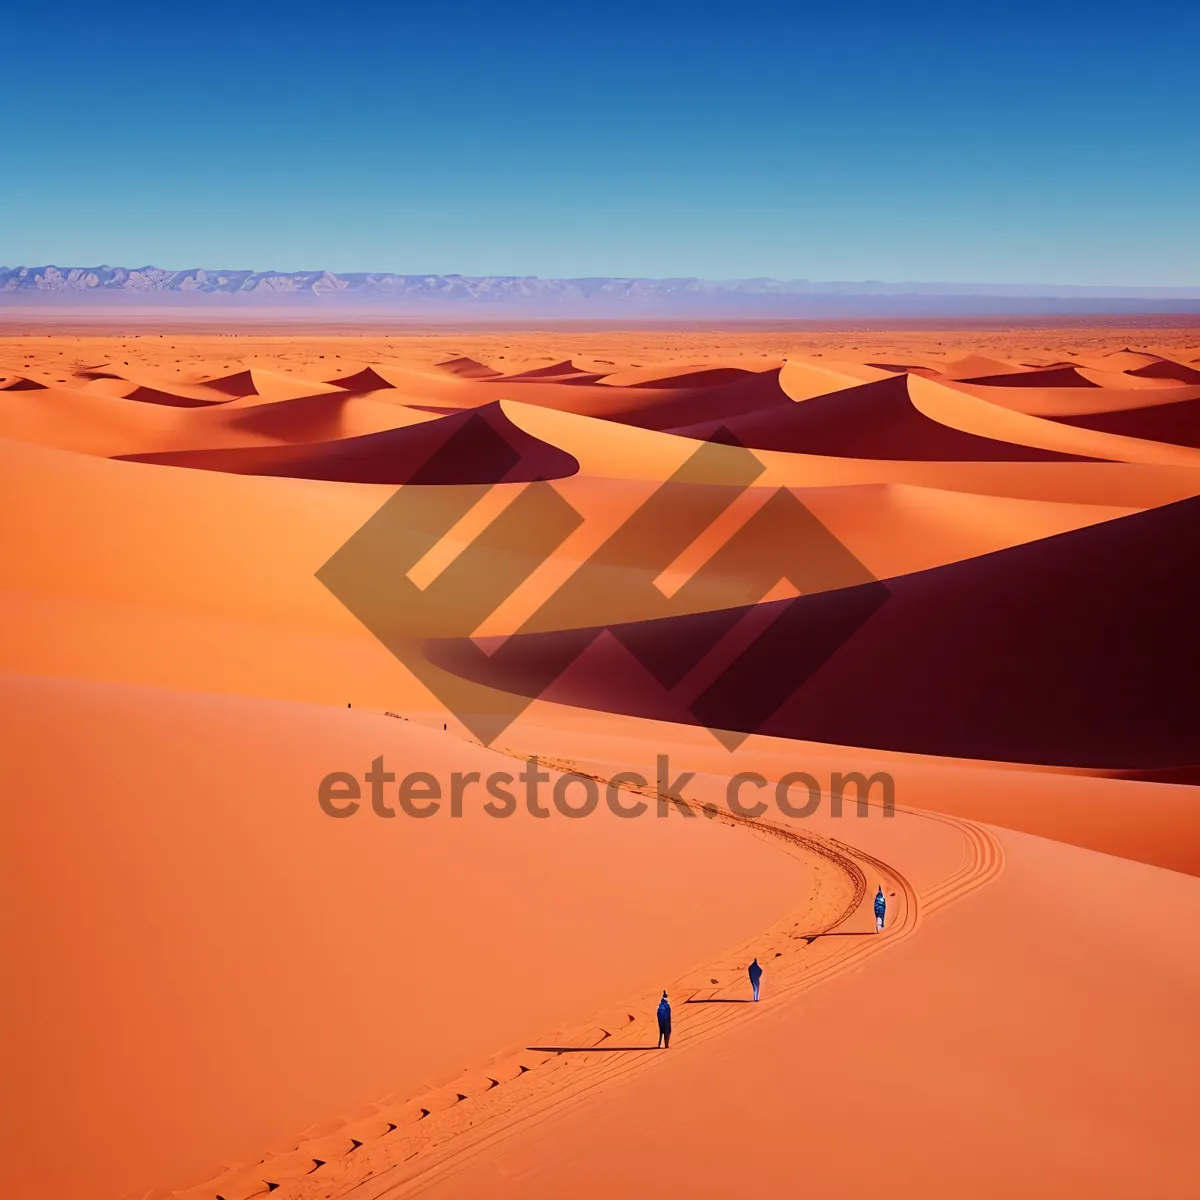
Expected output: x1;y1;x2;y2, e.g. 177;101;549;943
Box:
1;320;1198;1200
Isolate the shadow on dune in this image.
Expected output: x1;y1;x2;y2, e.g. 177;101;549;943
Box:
1052;395;1200;449
434;356;503;379
495;360;603;383
426;496;1200;770
197;369;264;397
1126;359;1200;386
670;374;1091;461
962;366;1099;388
323;366;398;393
221;391;360;441
124;385;226;408
115;401;580;484
624;367;761;389
481;366;800;430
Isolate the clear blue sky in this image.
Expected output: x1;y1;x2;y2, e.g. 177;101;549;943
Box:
5;0;1197;284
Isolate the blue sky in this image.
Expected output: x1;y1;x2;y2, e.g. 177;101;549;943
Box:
5;0;1197;284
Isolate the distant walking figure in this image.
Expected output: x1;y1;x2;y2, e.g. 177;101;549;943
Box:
657;991;672;1048
874;885;887;932
748;957;763;1002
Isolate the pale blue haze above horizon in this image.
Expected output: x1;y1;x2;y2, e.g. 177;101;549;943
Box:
5;0;1198;286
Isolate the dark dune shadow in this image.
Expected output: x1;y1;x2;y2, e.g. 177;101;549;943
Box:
323;366;397;393
1052;394;1200;448
1126;359;1200;386
626;367;758;389
125;385;224;408
197;369;261;397
962;365;1098;388
435;356;502;379
426;495;1200;770
670;374;1092;461
115;401;580;485
458;367;798;430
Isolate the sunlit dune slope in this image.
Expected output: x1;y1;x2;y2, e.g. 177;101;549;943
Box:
0;671;807;1200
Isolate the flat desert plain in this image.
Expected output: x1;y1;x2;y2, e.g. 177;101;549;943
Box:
2;319;1199;1200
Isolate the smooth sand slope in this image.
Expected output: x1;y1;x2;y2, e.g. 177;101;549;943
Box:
0;672;808;1200
413;821;1200;1200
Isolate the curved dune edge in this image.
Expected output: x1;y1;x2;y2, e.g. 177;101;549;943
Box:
1052;394;1200;448
164;753;1002;1200
910;375;1200;465
672;374;1093;462
114;402;582;485
425;496;1200;770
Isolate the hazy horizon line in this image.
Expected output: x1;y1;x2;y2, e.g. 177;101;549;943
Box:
4;263;1200;296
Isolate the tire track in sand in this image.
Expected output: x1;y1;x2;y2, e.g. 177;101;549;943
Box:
166;760;1001;1200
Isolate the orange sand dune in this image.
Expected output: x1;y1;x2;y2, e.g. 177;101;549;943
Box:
193;366;344;400
434;355;503;379
498;398;1200;507
1052;392;1200;448
0;385;435;457
1127;357;1200;385
322;364;402;392
950;377;1200;416
0;672;811;1200
2;326;1197;1200
495;358;605;382
444;364;799;429
598;359;782;388
961;363;1099;387
417;821;1200;1200
493;712;1200;876
116;400;581;484
670;373;1091;461
427;496;1199;769
908;374;1200;465
917;352;1025;378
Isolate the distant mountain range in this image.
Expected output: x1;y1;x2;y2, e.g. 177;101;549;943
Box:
3;265;1199;316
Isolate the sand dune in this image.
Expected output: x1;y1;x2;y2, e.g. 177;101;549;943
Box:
961;364;1099;387
116;399;581;484
0;672;811;1200
1052;393;1200;448
0;374;51;390
1126;357;1200;385
427;495;1199;769
496;358;605;382
434;355;503;379
671;373;1090;460
950;377;1200;416
322;364;401;392
2;326;1197;1200
414;820;1200;1200
194;366;336;398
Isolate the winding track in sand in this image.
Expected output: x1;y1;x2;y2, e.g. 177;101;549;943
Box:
172;755;1003;1200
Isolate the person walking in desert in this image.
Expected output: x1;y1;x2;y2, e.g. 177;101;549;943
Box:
748;957;763;1001
657;991;672;1048
875;885;887;932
